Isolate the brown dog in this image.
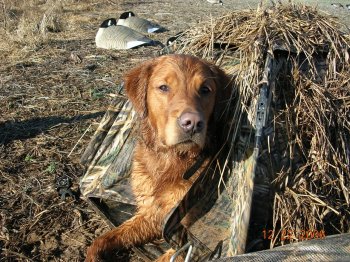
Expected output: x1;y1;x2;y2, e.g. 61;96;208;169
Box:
86;54;230;261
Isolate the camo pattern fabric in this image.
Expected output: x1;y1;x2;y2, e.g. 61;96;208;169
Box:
80;96;137;204
162;119;269;261
162;55;282;260
78;54;334;261
217;233;350;262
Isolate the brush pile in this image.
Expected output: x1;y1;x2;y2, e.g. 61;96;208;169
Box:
171;2;350;247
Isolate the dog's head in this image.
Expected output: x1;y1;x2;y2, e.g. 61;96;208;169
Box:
124;54;230;153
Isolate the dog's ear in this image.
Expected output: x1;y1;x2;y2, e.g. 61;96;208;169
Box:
123;59;155;117
208;64;236;144
210;65;234;118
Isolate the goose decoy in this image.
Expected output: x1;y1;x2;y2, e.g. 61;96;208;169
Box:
206;0;223;5
331;3;344;8
95;18;154;50
166;32;183;47
117;11;165;34
161;32;184;55
346;4;350;10
166;36;178;47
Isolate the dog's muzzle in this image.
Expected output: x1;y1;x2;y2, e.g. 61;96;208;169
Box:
177;112;205;135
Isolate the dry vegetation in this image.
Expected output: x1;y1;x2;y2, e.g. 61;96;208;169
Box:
0;0;164;261
171;2;350;248
0;0;244;260
0;0;349;261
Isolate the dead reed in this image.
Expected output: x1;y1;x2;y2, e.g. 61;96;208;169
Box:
1;0;65;50
171;1;350;246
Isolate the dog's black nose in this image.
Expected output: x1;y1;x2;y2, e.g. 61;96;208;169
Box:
178;112;204;133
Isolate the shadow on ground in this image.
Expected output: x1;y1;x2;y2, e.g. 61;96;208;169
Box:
0;112;104;145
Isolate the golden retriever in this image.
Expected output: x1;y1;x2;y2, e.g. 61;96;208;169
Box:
86;54;230;261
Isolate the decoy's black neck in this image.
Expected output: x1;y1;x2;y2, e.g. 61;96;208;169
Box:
120;11;135;19
100;18;117;28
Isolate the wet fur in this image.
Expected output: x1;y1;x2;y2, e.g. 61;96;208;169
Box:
86;54;230;262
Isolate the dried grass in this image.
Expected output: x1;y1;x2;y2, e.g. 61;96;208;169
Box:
1;0;65;50
1;0;349;259
171;1;350;246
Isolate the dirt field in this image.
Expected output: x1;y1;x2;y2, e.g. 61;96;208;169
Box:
1;0;349;261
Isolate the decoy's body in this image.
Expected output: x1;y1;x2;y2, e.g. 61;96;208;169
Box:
331;3;344;8
95;18;153;50
206;0;223;5
117;11;164;33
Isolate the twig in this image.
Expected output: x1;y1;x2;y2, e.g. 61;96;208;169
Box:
68;124;91;157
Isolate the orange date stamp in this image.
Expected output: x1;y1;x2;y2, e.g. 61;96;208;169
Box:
262;228;326;241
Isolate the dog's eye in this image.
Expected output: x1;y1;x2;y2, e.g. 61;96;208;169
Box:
199;86;212;95
159;85;169;92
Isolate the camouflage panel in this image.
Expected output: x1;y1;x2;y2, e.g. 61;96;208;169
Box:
162;54;284;260
79;94;172;261
217;233;350;262
79;48;331;261
228;134;256;256
80;97;137;204
81;96;127;166
162;120;264;261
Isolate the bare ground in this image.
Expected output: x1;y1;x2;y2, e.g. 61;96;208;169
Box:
0;0;349;261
